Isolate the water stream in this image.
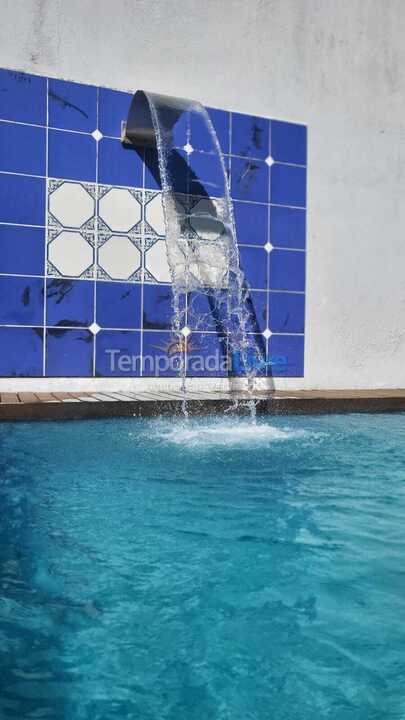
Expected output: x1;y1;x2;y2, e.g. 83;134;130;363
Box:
142;93;266;415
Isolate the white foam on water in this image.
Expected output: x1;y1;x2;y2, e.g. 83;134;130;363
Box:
153;419;326;449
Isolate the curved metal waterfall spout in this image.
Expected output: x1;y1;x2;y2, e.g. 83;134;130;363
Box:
121;90;193;149
121;89;267;384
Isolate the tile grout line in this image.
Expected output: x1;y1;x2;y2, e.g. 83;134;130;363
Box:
92;86;100;378
42;78;49;377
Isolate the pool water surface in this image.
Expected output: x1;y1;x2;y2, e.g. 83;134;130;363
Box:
0;413;405;719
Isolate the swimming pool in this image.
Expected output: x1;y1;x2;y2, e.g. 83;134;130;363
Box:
1;413;405;719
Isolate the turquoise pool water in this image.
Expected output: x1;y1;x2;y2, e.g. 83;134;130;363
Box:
1;413;405;719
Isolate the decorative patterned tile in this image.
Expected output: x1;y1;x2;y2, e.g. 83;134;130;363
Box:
0;66;307;378
0;122;46;175
48;179;96;231
144;238;171;284
47;229;95;279
98;186;142;233
97;234;142;281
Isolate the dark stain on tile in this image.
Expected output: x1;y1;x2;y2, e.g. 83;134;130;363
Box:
22;287;30;306
47;279;74;304
49;89;89;119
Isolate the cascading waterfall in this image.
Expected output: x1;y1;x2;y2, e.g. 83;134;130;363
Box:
124;92;266;415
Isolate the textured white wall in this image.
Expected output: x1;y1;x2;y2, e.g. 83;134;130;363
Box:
1;0;405;389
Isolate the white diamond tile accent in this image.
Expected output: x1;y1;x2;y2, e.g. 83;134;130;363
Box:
183;143;194;155
98;235;141;281
49;182;94;228
92;129;103;141
89;322;101;335
262;328;272;339
264;242;273;253
181;326;191;337
145;240;171;283
265;155;274;166
48;231;94;277
99;188;141;233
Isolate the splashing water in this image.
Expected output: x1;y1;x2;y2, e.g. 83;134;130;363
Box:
141;93;266;415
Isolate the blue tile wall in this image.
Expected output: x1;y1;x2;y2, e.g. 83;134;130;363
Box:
0;68;307;378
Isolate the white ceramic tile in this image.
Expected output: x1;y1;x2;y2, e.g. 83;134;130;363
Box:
48;231;94;277
49;181;95;229
98;235;141;280
144;193;165;236
144;239;171;283
99;187;141;233
189;198;225;241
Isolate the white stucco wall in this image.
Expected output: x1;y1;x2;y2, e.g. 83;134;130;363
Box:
1;0;405;390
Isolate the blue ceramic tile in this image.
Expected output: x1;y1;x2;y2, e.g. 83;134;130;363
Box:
270;205;306;249
96;282;141;330
231;113;269;159
98;138;142;187
142;331;181;377
271;120;307;165
98;87;133;137
0;276;44;324
48;130;96;182
144;149;161;190
170;110;189;149
239;245;268;289
188;150;224;197
269;250;305;291
186;332;228;377
187;290;227;332
0;225;44;275
231;157;268;203
208;108;230;155
234;201;268;245
271;164;306;207
190;108;230;154
0;174;45;225
143;284;176;330
269;334;304;376
46;279;94;327
0;327;43;376
46;328;93;376
230;338;267;377
95;330;141;376
269;292;305;333
0;69;46;125
49;79;97;133
246;290;268;332
0;122;46;175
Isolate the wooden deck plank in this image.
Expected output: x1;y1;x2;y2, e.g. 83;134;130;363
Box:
1;393;20;404
18;392;40;403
